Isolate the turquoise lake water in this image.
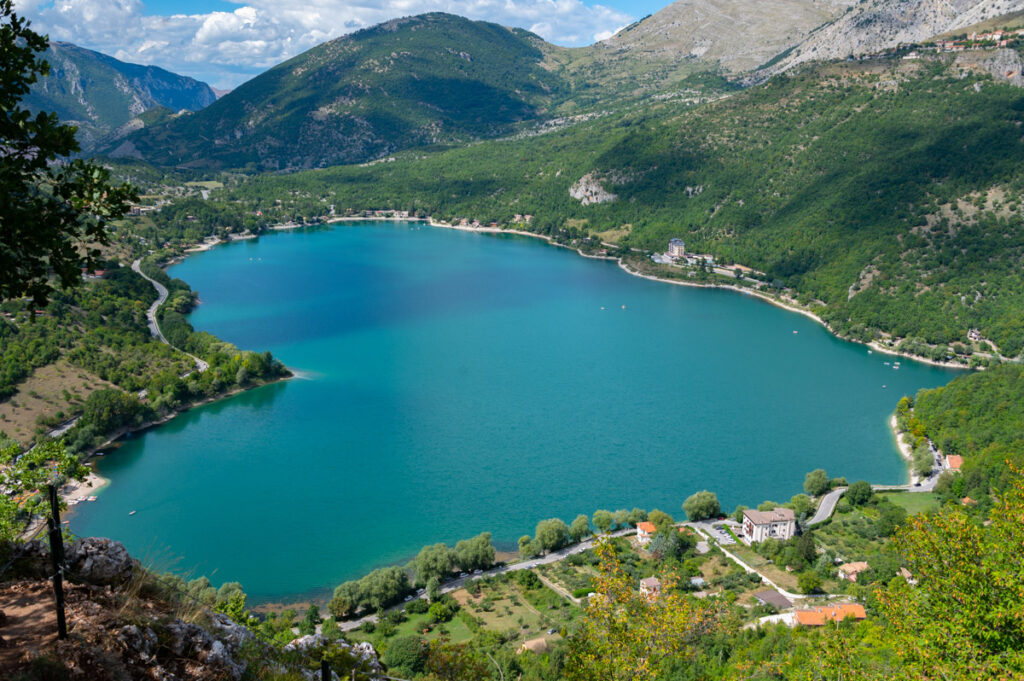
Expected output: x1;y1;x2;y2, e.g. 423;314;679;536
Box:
70;222;959;602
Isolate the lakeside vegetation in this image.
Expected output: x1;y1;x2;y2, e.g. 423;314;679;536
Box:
153;47;1024;365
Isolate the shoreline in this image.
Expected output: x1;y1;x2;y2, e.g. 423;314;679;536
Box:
889;414;920;486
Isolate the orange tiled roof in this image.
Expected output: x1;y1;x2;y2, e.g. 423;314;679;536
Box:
636;521;656;533
947;455;964;470
795;604;866;626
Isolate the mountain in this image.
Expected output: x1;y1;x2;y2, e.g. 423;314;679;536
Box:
755;0;1024;78
597;0;856;74
107;13;572;171
24;42;216;151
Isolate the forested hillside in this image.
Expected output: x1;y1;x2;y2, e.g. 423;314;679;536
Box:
911;363;1024;494
108;13;573;170
211;49;1024;358
24;42;215;150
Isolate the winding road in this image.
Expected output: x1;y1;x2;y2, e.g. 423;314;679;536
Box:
131;258;209;373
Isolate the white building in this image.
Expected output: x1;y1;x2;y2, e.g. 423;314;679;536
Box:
742;508;796;542
636;521;656;545
668;238;686;257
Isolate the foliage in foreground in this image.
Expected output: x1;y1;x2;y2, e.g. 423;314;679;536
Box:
0;0;135;306
565;539;720;681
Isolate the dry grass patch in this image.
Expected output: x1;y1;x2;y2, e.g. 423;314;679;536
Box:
0;360;115;443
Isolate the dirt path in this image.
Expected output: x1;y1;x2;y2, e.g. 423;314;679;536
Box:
0;582;57;668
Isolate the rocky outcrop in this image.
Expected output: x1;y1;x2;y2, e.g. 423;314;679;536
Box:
285;635;386;680
66;537;136;586
603;0;855;74
754;0;1024;80
570;173;618;205
957;48;1024;86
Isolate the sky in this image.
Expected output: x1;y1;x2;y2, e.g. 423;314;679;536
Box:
14;0;671;90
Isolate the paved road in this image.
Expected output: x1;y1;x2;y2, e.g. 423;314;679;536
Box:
335;528;634;632
807;487;848;526
131;258;209;373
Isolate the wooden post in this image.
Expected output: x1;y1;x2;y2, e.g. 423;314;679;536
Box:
318;657;330;681
47;484;67;640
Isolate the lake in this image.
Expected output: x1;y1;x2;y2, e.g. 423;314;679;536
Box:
70;221;959;602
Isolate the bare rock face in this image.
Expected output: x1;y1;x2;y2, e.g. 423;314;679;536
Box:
161;619;246;680
570;173;618;205
66;537;136;586
970;48;1024;86
209;611;257;654
755;0;1024;79
285;635;386;679
604;0;856;74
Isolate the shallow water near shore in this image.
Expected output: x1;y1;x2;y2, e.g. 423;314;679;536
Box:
71;221;959;602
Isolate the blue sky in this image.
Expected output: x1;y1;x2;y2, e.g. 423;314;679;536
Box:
16;0;671;89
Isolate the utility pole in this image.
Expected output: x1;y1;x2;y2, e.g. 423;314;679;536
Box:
46;484;67;639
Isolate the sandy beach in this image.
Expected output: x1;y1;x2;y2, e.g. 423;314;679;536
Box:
21;468;109;539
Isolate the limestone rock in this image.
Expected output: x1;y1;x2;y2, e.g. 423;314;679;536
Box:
66;537;136;586
570;173;618;205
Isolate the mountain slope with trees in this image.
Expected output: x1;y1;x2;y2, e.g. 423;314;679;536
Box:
107;13;575;171
24;42;216;150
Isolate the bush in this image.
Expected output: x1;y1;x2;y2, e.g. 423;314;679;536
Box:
847;481;874;506
516;570;542;590
381;636;425;675
406;598;429;614
797;571;822;594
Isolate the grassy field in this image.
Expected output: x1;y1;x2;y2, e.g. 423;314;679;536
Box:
0;360;114;444
727;544;802;592
878;492;939;516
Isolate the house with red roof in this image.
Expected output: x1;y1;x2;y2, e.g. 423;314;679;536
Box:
636;521;656;545
794;604;866;627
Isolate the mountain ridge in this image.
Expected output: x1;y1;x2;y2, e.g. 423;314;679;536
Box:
25;41;216;151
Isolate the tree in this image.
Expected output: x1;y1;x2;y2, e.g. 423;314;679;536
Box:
846;480;873;506
519;535;542;559
872;472;1024;679
426;576;441;603
453;532;494;572
0;0;135;306
535;518;570;552
414;542;454;586
382;635;426;676
789;494;814;517
732;505;749;523
565;539;721;681
797;571;822;594
647;509;675;535
804;469;830;496
298;604;320;636
683;491;721;521
592;509;614;534
0;439;86;541
569;514;591;542
627;507;648;525
613;509;630;528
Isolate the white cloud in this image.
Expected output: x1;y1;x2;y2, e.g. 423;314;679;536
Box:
15;0;634;89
